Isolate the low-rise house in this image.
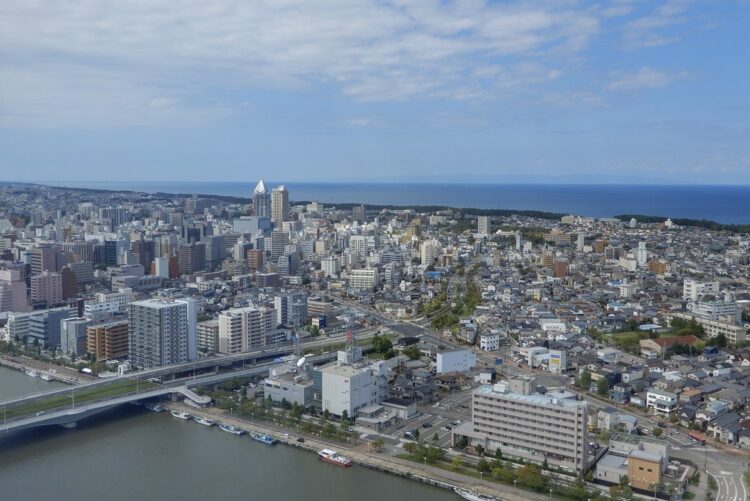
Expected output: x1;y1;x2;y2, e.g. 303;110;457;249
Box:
646;388;678;414
707;412;741;444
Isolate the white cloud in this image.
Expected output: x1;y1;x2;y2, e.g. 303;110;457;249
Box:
606;67;690;91
0;0;605;126
620;0;693;48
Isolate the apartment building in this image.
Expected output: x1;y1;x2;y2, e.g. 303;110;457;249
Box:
87;320;129;360
464;376;589;474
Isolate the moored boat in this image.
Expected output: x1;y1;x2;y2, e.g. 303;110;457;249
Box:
25;369;39;378
170;410;191;420
219;423;244;435
453;488;496;501
250;432;278;445
193;416;215;426
318;448;353;467
40;372;54;381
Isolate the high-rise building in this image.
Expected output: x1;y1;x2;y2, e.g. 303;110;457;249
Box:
270;230;289;262
271;185;289;224
218;305;276;354
131;238;155;272
87;320;130;360
352;205;366;222
420;239;439;266
321;256;340;278
0;268;28;313
275;292;307;328
253;180;272;218
61;317;92;357
196;319;219;356
30;244;66;275
30;271;63;306
553;258;568;278
61;266;78;299
178;242;206;275
636;241;648;267
128;298;197;369
246;249;264;272
477;216;491;237
349;235;367;258
466;376;589;474
61;240;95;263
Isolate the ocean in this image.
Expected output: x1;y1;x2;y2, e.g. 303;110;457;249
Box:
43;181;750;224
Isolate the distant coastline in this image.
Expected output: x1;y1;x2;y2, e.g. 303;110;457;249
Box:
2;180;750;230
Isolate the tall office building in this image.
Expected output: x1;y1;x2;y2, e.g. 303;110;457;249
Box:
465;376;589;474
0;268;28;313
270;230;289;263
30;244;66;275
477;216;491;237
61;317;92;357
253;180;272;218
352;205;366;222
128;298;197;369
246;249;264;272
131;238;155;272
271;185;289;224
178;242;206;275
62;240;95;263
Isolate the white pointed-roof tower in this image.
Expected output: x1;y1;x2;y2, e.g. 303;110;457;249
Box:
254;179;267;194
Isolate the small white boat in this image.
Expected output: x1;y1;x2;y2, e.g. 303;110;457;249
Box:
25;369;39;378
170;410;191;420
318;449;352;467
453;488;496;501
219;423;244;435
193;416;215;426
40;372;54;381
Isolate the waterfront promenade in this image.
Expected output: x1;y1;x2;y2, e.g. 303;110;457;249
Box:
164;402;549;501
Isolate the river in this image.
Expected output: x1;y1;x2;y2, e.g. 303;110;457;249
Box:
0;367;455;501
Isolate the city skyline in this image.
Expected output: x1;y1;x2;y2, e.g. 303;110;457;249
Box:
1;1;749;184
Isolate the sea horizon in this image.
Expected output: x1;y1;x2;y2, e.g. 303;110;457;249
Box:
7;180;750;225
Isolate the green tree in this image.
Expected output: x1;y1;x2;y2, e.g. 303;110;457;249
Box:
403;345;421;360
477;458;490;473
577;369;591;389
597;377;610;397
370;438;384;453
404;442;418;456
653;427;663;437
452;455;464;470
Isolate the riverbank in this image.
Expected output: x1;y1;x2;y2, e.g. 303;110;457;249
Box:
0;356;80;385
164;402;548;501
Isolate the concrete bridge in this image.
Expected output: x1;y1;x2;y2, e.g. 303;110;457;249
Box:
0;351;336;435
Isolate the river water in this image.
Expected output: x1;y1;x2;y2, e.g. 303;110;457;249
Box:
0;367;454;501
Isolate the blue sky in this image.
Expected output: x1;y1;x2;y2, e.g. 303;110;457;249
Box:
1;0;748;184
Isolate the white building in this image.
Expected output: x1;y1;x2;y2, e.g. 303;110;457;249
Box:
436;349;476;374
636;242;648;267
218;305;277;354
683;278;720;302
479;332;501;351
349;235;367;258
318;358;387;417
349;268;378;290
321;256;340;278
688;300;740;323
0;268;28;313
420;239;439;266
646;388;678;414
477;216;490;237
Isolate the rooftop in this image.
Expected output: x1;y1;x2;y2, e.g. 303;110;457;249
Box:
475;384;585;409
